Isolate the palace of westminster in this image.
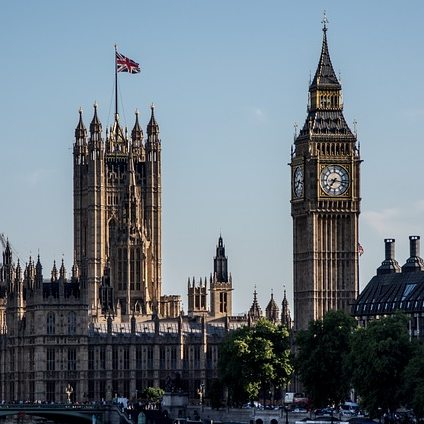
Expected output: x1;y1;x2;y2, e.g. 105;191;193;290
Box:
2;23;424;404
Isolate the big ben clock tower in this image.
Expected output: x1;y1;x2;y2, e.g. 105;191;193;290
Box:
291;19;361;330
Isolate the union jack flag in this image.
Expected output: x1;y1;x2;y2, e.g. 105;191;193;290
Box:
116;51;141;74
358;242;364;256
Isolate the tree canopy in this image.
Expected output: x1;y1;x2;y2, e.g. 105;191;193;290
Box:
218;318;292;405
295;310;356;408
403;343;424;419
349;313;413;417
142;387;165;404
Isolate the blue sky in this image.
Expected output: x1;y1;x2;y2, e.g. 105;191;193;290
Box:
1;1;424;315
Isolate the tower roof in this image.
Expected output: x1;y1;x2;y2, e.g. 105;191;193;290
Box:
248;288;262;319
89;103;102;134
147;104;159;136
296;20;355;141
131;110;144;143
266;292;278;312
75;108;87;140
310;25;341;91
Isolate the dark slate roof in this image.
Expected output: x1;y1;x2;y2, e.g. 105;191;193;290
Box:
352;271;424;316
298;110;354;138
310;28;341;90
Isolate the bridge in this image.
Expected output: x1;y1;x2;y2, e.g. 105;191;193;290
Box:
0;402;133;424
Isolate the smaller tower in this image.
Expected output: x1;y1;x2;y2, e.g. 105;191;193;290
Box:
281;290;292;330
248;288;262;321
187;277;208;317
265;291;279;323
210;235;233;318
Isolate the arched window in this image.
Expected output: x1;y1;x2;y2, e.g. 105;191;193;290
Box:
68;311;77;335
47;312;55;335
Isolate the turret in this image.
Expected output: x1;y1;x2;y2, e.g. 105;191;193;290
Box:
51;260;58;283
74;108;88;165
59;258;66;281
146;104;160;140
71;252;79;282
3;239;12;267
89;103;102;139
144;103;162;308
131;110;144;147
210;235;233;318
35;255;43;289
248;288;262;320
265;291;279;323
281;290;292;330
214;235;228;282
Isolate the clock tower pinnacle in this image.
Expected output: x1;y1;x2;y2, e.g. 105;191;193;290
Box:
290;21;361;330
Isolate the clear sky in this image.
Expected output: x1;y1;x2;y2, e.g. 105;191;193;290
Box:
1;1;424;315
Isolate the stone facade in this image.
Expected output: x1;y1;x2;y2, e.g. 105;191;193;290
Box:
290;24;361;330
0;101;292;403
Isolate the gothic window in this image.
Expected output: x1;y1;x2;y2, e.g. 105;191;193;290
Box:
99;347;106;370
193;346;200;369
88;348;94;370
29;348;35;371
99;380;106;400
10;350;15;370
170;347;177;369
47;312;55;335
68;348;77;371
160;346;166;368
112;347;119;370
47;348;55;371
220;292;227;313
136;346;143;369
46;381;55;403
123;347;130;369
147;346;153;369
68;311;77;335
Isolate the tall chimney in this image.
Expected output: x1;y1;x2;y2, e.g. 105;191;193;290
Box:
377;238;401;275
402;235;424;273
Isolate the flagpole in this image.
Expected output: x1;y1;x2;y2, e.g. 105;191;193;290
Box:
114;44;118;119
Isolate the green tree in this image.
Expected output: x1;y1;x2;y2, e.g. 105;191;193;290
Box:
218;318;292;405
350;313;412;417
403;343;424;419
295;310;356;408
142;387;165;405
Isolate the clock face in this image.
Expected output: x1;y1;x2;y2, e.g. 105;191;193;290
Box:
293;166;304;198
320;165;349;196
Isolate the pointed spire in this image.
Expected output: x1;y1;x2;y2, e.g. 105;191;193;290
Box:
147;103;159;136
131;109;144;143
265;290;279;323
15;259;22;282
214;234;228;283
71;251;79;280
35;254;43;285
296;18;353;140
281;289;292;329
59;258;66;280
51;260;58;283
248;287;262;319
3;239;12;266
75;108;87;140
310;14;341;90
89;102;102;135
